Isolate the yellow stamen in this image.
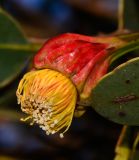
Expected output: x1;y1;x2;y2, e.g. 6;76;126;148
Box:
20;116;32;122
16;69;77;138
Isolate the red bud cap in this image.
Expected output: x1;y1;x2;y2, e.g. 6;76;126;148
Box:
34;33;126;105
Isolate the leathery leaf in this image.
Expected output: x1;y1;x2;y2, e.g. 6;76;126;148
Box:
92;57;139;125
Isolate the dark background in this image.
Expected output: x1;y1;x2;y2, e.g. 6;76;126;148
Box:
0;0;122;160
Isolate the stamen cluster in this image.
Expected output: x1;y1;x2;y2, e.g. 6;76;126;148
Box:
16;69;77;138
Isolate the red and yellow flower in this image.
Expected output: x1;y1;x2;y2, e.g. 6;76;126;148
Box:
16;33;126;137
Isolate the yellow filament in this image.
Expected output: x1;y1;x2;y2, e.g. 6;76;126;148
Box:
16;69;77;137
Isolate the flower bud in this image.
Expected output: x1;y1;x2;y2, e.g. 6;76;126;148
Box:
34;33;126;105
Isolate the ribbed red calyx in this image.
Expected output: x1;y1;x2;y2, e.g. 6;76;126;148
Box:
34;33;126;105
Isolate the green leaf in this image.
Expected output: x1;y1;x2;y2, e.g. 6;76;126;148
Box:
0;8;36;89
0;8;27;43
0;85;16;106
124;0;139;31
92;57;139;125
0;49;32;89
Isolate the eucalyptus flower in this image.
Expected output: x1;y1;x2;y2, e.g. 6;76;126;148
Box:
17;33;127;137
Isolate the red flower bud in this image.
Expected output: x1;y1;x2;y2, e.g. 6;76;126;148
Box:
34;33;126;105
